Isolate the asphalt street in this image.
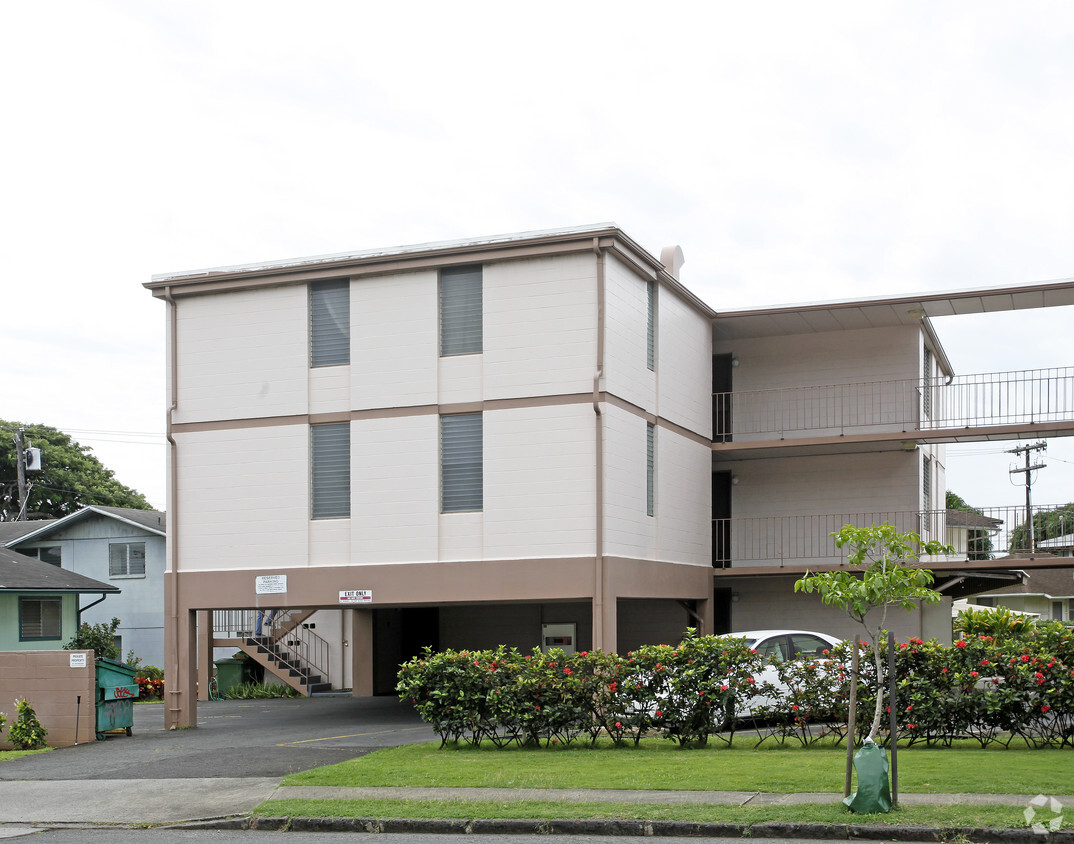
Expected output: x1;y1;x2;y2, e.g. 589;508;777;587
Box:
0;696;437;824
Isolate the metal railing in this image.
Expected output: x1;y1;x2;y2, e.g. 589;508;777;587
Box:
712;504;1074;567
211;609;331;688
712;366;1074;440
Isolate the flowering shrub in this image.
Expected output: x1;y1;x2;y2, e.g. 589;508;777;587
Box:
7;698;47;750
135;676;164;700
399;625;1074;749
630;630;763;746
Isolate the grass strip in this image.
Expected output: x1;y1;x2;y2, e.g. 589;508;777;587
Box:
0;749;51;762
256;798;1040;829
283;738;1074;795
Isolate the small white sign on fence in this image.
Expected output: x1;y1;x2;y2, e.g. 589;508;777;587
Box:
339;589;372;604
69;653;88;668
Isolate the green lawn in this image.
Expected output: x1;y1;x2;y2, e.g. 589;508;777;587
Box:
282;738;1074;795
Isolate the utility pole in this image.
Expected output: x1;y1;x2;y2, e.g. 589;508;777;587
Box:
14;428;28;521
1008;441;1047;553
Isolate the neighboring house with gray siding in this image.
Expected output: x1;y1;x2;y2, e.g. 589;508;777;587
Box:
5;507;166;666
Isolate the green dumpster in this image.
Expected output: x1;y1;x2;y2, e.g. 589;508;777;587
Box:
96;657;140;740
213;657;245;696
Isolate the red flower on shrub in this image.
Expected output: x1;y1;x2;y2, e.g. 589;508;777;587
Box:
1042;705;1051;713
970;671;979;678
655;710;663;717
955;640;967;649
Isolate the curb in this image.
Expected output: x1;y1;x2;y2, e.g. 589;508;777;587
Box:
170;815;1074;842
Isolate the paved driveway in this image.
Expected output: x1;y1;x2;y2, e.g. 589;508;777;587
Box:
0;696;437;781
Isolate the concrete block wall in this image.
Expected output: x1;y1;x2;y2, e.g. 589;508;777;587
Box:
0;650;98;748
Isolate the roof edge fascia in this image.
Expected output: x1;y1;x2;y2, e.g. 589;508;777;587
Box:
6;506;165;547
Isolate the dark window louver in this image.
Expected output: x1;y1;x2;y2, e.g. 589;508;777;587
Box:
312;423;350;519
647;280;655;371
441;413;482;512
310;280;350;367
440;267;482;356
647;423;655;516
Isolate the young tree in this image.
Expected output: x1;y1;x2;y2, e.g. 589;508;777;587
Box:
0;421;150;520
794;523;950;741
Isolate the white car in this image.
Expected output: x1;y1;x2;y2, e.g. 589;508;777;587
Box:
733;629;843;718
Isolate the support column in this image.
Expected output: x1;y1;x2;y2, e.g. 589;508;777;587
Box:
698;595;714;637
594;592;618;654
196;610;211;702
350;608;374;697
166;606;197;728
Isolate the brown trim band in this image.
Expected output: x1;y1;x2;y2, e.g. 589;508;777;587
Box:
170;391;714;444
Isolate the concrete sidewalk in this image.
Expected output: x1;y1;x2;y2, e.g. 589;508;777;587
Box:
268;784;1074;807
1;778;1067;825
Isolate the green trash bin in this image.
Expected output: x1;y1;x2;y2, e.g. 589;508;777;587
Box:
213;657;245;696
95;657;140;740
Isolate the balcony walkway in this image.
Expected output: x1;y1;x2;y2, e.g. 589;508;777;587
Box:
711;504;1074;575
713;366;1074;457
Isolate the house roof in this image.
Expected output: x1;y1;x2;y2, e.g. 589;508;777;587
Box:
979;567;1074;599
1037;532;1074;550
5;506;165;547
946;509;1004;530
0;519;57;544
0;547;119;594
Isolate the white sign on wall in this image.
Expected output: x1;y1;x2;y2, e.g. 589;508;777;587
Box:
256;575;288;595
339;589;372;604
69;653;88;669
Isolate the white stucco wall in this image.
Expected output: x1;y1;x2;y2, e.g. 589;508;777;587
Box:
484;253;597;400
175;285;309;423
175;425;309;571
603;253;656;414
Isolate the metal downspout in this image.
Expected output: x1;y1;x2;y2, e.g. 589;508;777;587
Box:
593;239;606;651
163;286;182;728
76;593;109;629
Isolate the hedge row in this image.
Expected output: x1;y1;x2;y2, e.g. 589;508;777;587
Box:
396;631;761;747
397;624;1074;749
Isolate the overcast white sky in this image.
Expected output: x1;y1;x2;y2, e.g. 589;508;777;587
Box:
3;1;1073;514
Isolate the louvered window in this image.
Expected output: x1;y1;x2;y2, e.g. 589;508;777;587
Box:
647;280;656;371
923;347;933;418
312;423;351;519
441;413;482;512
647;423;655;517
922;455;931;512
440;266;482;356
20;597;61;640
310;280;350;367
109;542;146;577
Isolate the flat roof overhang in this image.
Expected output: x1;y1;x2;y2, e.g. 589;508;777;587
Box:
711;420;1074;461
713;278;1074;342
714;555;1074;579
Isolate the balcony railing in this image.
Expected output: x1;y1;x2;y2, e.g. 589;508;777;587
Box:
713;366;1074;441
712;504;1074;567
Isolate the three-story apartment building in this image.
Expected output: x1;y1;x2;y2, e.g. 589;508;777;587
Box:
147;224;1074;728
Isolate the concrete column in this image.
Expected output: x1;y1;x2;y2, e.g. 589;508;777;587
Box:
196;610;211;702
350;608;374;697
